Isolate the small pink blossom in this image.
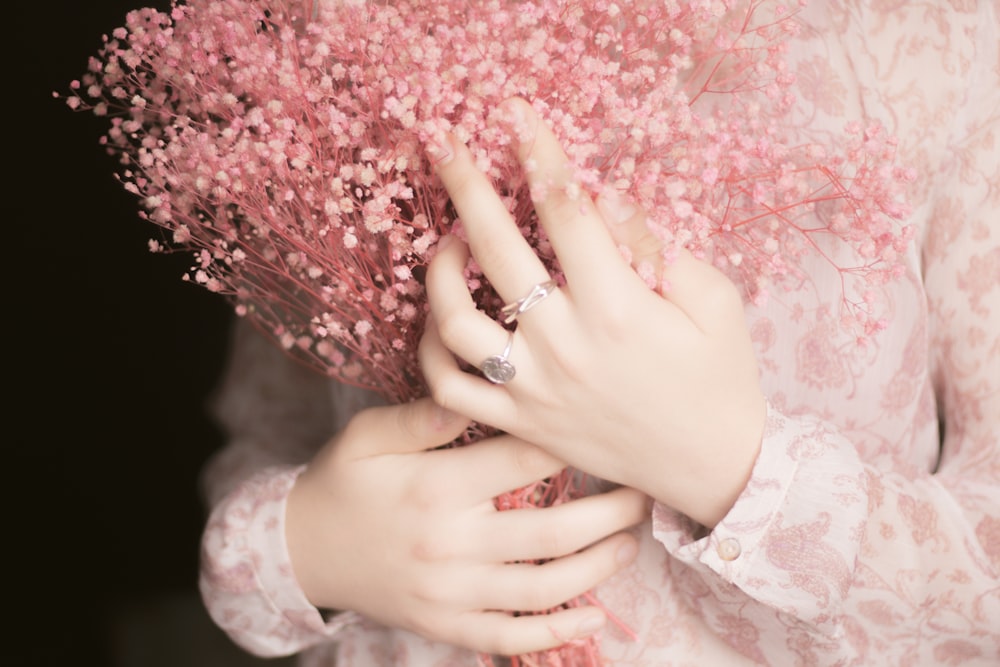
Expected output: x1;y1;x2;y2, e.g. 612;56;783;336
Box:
64;3;912;663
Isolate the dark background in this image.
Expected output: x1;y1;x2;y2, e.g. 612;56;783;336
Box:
12;2;254;664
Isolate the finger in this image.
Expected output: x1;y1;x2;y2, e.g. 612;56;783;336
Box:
449;606;608;657
480;486;650;563
595;187;663;282
658;249;748;334
425;235;570;373
429;133;554;304
338;397;472;458
501;98;629;297
418;315;516;428
476;531;639;614
422;433;569;504
424;235;513;365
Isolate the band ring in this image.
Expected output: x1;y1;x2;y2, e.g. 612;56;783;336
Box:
500;279;559;325
480;331;516;385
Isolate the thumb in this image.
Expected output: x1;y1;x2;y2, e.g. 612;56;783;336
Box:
596;188;663;286
339;397;472;459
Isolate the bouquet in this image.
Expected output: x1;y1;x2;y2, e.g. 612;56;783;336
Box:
62;0;912;664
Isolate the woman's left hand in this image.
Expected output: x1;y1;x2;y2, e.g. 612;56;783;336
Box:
420;99;766;528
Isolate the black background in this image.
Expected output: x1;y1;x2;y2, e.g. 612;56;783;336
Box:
13;1;235;663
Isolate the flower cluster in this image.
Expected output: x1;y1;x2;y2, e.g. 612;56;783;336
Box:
63;0;913;395
63;1;912;664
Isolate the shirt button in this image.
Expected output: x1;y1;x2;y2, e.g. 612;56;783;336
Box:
717;537;742;561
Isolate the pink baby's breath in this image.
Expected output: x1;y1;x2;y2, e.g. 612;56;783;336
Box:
63;1;912;664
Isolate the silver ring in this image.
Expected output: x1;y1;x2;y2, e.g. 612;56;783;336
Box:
500;279;559;324
480;331;516;384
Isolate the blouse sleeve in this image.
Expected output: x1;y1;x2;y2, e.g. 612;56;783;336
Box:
197;319;382;656
651;6;1000;663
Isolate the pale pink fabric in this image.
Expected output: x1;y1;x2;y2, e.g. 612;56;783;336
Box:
199;2;1000;665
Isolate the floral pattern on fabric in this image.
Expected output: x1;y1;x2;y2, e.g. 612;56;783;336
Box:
199;2;1000;665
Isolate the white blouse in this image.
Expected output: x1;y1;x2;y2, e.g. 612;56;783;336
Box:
198;2;1000;665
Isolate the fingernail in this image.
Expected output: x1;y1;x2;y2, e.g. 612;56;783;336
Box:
597;189;638;224
425;132;454;166
575;614;605;638
498;99;534;144
616;539;638;565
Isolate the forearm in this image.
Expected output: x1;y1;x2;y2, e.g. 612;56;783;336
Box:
200;464;358;656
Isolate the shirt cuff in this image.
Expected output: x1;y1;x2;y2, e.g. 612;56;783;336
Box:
248;465;361;636
652;400;868;636
200;465;359;656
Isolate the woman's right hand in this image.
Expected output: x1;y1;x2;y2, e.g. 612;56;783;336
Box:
286;397;648;656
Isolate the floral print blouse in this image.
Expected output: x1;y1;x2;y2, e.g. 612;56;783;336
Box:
198;2;1000;665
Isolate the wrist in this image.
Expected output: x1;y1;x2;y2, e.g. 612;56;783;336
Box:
285;469;336;609
651;393;766;529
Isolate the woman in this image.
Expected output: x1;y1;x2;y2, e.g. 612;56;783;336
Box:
199;1;999;664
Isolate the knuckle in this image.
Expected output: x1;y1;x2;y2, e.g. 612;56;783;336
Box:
400;606;441;641
406;476;450;513
407;569;448;605
535;528;570;560
619;488;653;524
510;441;560;479
433;315;469;351
340;405;383;443
703;271;744;317
599;295;634;336
409;535;448;564
476;243;520;278
540;189;583;229
393;401;425;441
516;577;556;612
446;161;481;197
425;246;465;292
427;376;463;413
545;338;591;385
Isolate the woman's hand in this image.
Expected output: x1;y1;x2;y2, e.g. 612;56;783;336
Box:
286;397;647;656
420;98;766;528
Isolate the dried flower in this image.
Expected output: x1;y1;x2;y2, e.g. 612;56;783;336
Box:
61;0;912;664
